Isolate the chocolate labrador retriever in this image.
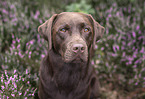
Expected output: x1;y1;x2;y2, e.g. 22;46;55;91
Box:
38;12;105;99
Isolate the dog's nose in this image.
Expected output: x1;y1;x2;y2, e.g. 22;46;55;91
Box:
72;44;85;53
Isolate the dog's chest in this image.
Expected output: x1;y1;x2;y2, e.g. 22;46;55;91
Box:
49;78;90;99
48;68;90;99
54;68;81;91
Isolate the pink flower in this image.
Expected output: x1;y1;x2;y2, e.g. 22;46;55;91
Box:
1;85;5;90
41;54;45;58
11;94;15;97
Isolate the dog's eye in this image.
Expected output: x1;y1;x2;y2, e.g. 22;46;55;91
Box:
60;28;66;32
84;28;89;32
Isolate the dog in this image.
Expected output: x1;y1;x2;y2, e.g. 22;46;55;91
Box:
38;12;105;99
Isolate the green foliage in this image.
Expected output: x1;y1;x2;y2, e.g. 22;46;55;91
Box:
65;0;95;14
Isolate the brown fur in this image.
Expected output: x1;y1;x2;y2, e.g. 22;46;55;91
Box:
38;12;105;99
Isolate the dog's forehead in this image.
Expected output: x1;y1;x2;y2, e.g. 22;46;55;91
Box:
55;12;91;26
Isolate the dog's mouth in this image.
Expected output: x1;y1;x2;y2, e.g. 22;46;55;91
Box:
64;53;86;63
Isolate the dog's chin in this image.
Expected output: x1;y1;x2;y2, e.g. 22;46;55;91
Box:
72;58;84;63
64;56;87;63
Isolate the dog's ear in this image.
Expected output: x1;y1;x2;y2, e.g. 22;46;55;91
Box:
88;15;105;50
38;14;57;50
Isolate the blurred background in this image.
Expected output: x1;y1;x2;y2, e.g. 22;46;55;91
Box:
0;0;145;98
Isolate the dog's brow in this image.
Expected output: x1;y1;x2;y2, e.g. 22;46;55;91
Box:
78;22;90;28
58;24;70;29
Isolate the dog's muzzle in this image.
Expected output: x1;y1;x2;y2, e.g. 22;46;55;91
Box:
64;35;88;63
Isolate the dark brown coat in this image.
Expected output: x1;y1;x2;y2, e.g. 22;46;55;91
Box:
38;12;105;99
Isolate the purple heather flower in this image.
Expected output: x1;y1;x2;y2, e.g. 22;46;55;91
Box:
138;30;141;34
126;62;129;65
7;96;9;99
2;9;8;14
11;94;15;97
139;73;141;78
135;59;140;64
12;45;15;49
123;7;127;11
140;47;145;53
29;55;31;58
14;90;17;93
127;42;132;46
39;19;43;23
15;52;17;55
10;5;14;9
116;12;119;16
132;31;136;38
3;95;6;99
12;88;14;91
14;69;16;74
91;60;94;65
27;81;30;84
20;85;23;90
24;91;27;96
7;76;12;84
4;70;7;75
122;52;126;57
122;41;126;45
106;17;109;21
135;82;138;85
1;74;4;82
138;36;143;40
26;69;28;74
14;83;17;88
34;10;40;19
16;38;20;43
136;25;140;30
95;45;98;49
108;14;112;17
18;52;24;58
113;46;116;52
27;88;29;92
29;40;34;44
41;54;45;58
16;80;18;82
133;53;137;58
32;88;37;96
101;47;104;51
17;44;20;49
26;42;29;46
25;50;28;54
12;34;14;38
12;17;17;22
105;63;109;67
29;51;32;55
1;85;5;90
111;53;117;57
19;92;22;95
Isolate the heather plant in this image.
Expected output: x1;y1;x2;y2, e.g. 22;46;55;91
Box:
0;69;38;98
91;0;145;97
0;0;49;52
1;33;47;73
0;0;48;73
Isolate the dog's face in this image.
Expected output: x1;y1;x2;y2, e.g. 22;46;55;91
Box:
38;12;105;63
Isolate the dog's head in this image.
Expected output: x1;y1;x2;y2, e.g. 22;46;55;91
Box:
38;12;105;63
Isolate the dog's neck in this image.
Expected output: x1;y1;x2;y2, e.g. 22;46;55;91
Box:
44;49;89;92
